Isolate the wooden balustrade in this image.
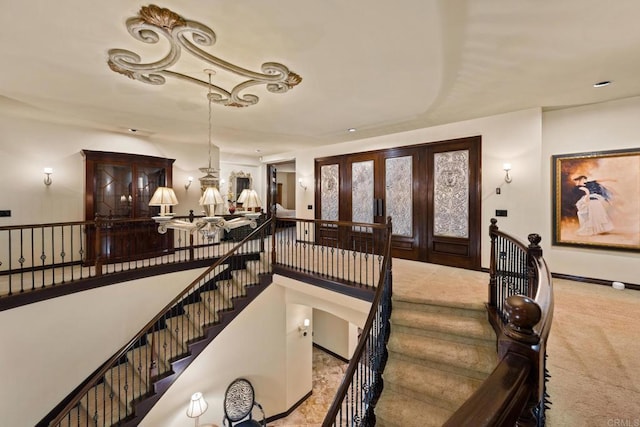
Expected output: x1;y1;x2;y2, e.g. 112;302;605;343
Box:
0;213;262;311
446;219;554;426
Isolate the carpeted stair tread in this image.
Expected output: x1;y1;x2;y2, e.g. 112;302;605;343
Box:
382;357;484;411
387;331;496;378
183;301;219;328
200;288;236;312
391;307;495;343
104;362;148;403
147;328;186;363
81;383;127;426
375;389;452;427
392;298;486;318
215;278;247;299
392;292;486;312
165;314;197;348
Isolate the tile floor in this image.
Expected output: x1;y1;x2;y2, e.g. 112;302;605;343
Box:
268;347;347;427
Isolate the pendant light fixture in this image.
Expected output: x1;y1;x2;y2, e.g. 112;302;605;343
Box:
198;69;224;217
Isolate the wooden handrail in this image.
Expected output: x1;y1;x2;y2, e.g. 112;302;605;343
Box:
443;352;532;427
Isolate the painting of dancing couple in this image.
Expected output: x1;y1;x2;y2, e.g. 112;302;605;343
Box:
553;148;640;251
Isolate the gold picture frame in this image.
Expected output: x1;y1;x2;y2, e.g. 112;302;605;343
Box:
552;148;640;251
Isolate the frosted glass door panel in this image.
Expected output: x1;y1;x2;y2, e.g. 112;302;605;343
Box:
352;160;374;232
320;164;339;221
433;150;469;238
385;156;413;237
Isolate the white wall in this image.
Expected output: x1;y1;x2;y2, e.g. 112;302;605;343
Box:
0;115;219;224
285;303;313;408
542;97;640;284
313;308;351;360
0;269;207;427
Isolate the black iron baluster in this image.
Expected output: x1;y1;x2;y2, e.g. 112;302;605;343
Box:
8;230;13;295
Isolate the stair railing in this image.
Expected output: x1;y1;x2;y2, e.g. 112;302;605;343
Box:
42;218;273;427
444;218;554;427
0;212;248;310
321;218;393;427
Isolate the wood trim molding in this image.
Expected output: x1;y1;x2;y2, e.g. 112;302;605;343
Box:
480;267;639;291
313;343;350;363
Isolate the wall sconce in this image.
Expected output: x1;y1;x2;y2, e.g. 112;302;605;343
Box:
298;178;307;191
43;167;53;186
185;176;194;190
503;163;512;183
186;392;208;427
299;318;310;336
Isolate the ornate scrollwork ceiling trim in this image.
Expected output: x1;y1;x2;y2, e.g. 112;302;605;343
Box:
107;4;302;108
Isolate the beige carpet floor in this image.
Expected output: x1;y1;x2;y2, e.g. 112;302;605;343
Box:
271;258;640;426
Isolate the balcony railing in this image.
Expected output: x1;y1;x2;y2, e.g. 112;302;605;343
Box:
0;213;257;310
272;218;386;300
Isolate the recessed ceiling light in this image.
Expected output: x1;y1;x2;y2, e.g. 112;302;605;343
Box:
255;149;261;153
128;128;138;133
593;81;611;88
347;128;357;132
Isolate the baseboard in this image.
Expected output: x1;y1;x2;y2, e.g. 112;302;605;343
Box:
480;267;639;291
265;389;312;424
550;272;639;291
313;342;350;363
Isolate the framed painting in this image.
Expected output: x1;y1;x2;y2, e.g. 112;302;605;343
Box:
552;148;640;251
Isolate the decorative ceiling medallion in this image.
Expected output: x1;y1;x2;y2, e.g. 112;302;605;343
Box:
139;4;185;30
107;4;302;108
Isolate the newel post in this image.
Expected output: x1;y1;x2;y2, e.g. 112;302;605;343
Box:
526;233;542;298
504;294;542;427
488;218;499;308
504;295;541;345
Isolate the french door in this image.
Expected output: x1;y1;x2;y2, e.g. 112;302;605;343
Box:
315;146;422;259
315;136;481;269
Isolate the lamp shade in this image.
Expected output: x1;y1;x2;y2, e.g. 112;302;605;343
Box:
236;188;250;204
149;187;179;206
186;392;208;418
149;187;178;216
243;189;262;210
199;186;224;206
199;186;224;216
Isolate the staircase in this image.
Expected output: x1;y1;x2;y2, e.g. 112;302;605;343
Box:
375;294;497;427
53;257;269;427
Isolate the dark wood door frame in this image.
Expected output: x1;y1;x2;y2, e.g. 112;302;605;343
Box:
425;136;482;270
314;136;482;270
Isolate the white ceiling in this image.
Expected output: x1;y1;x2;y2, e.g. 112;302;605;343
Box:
1;1;640;157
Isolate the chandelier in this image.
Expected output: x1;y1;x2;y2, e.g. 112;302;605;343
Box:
149;70;260;238
120;5;293;238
